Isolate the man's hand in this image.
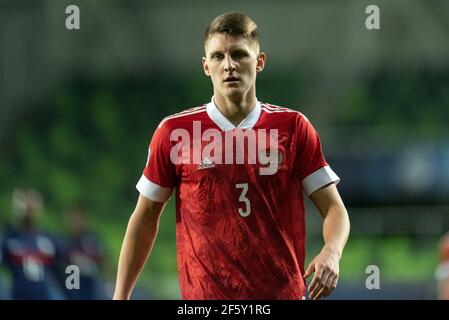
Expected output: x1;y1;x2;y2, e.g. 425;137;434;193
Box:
303;246;340;300
306;183;350;300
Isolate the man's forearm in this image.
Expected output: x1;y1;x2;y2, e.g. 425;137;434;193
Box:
113;209;160;299
321;205;350;258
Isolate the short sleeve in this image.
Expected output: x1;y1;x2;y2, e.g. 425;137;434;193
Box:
295;114;340;196
136;122;175;202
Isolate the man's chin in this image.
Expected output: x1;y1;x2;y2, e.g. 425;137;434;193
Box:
222;88;245;99
222;85;245;94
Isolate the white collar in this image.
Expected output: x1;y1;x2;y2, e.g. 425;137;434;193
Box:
206;96;261;131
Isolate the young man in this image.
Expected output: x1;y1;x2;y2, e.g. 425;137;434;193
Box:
114;12;350;300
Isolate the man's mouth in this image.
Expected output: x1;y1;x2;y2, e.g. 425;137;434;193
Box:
224;76;239;82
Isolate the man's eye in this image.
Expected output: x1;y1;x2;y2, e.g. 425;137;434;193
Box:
233;52;246;59
212;54;224;60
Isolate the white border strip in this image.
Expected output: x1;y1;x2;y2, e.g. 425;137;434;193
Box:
158;108;206;128
136;175;173;203
301;166;340;196
261;105;309;122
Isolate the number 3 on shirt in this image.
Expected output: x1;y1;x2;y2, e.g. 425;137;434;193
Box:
235;183;251;217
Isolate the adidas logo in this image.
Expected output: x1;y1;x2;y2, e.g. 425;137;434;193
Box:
197;157;215;170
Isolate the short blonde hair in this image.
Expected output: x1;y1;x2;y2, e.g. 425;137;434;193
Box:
204;12;259;46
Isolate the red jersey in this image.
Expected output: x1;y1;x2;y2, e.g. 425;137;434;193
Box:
136;97;340;299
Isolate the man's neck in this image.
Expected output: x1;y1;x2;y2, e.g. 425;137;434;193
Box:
213;92;257;127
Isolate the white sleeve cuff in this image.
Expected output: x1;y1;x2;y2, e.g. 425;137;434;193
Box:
301;165;340;196
136;175;173;203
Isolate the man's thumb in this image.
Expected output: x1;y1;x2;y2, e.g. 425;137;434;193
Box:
304;262;314;279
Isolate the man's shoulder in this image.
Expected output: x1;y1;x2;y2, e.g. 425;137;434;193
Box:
260;102;310;123
157;104;208;130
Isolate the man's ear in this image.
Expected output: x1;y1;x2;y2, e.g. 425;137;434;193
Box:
202;57;211;77
256;52;267;73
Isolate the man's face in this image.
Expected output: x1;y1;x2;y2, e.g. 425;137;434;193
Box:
202;33;266;99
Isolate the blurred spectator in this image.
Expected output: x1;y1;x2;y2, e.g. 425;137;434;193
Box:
62;206;107;300
0;189;66;299
435;232;449;300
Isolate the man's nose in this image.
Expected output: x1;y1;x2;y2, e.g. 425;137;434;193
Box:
224;55;236;72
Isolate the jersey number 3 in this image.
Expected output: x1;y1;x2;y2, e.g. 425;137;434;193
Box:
235;183;251;217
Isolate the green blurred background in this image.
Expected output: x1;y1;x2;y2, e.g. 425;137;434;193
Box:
0;0;448;299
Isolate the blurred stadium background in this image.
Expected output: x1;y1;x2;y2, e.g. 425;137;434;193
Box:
0;0;448;299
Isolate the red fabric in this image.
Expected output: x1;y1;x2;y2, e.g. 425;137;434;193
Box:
440;233;449;262
142;103;329;299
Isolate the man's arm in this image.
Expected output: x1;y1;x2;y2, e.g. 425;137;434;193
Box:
303;183;350;300
113;194;166;300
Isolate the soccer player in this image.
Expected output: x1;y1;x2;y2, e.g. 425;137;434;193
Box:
113;12;350;300
0;189;65;299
